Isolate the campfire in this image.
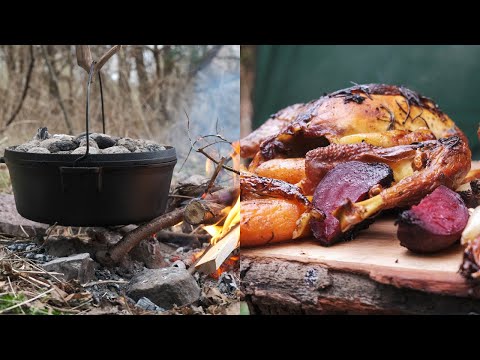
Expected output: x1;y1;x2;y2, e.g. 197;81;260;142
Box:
177;143;240;277
0;44;241;315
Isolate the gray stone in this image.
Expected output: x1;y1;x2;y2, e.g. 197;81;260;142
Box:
135;140;166;152
42;253;95;283
0;194;49;237
43;236;93;257
27;147;50;154
40;138;77;153
116;138;137;152
171;260;186;269
75;133;116;149
101;146;130;154
39;138;57;149
71;146;100;155
85;227;123;246
78;137;99;149
15;140;41;152
135;297;165;312
52;134;75;141
130;238;168;269
91;134;116;149
126;267;201;309
144;140;166;152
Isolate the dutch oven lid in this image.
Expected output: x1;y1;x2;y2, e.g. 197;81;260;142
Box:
3;61;177;168
3;146;177;167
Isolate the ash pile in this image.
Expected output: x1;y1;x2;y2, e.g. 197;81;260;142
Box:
10;127;166;155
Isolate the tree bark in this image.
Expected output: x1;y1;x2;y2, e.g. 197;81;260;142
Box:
41;45;73;134
3;45;35;130
133;46;150;106
241;256;480;315
240;45;256;139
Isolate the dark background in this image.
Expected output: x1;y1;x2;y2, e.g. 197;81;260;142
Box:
252;45;480;159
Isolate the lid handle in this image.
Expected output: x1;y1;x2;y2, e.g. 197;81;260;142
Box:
74;62;106;166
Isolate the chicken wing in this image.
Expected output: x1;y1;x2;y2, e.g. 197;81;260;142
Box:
240;103;305;158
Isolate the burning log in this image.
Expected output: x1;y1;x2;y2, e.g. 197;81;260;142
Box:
184;200;227;225
204;187;239;206
97;187;238;266
195;225;240;274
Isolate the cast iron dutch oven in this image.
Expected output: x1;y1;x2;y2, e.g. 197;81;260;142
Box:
1;64;176;226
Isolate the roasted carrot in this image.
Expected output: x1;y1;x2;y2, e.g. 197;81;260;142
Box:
252;158;305;185
240;198;310;247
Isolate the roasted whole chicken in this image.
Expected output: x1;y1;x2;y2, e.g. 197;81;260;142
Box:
240;84;474;248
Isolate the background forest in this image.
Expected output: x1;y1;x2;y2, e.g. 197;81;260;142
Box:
0;45;240;180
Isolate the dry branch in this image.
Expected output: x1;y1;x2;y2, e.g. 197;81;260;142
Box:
76;46;93;73
96;207;185;266
76;45;122;76
97;186;238;265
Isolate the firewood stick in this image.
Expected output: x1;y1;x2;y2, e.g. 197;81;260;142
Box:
96;207;185;265
184;200;227;225
195;225;240;274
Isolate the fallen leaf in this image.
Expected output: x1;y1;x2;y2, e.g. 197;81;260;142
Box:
202;287;229;306
224;301;240;315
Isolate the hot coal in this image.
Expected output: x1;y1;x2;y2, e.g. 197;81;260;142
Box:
311;161;394;246
11;127;166;154
396;185;469;253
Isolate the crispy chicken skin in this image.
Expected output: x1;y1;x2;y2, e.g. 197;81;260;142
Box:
240;103;305;158
241;84;467;164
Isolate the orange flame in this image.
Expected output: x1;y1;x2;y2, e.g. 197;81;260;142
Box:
204;196;240;245
196;142;241;278
203;142;241;245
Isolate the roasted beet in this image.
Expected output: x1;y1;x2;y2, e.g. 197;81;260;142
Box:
311;161;393;245
396;185;469;253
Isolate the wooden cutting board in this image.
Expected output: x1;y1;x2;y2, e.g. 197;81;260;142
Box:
242;215;475;298
244;162;480;299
